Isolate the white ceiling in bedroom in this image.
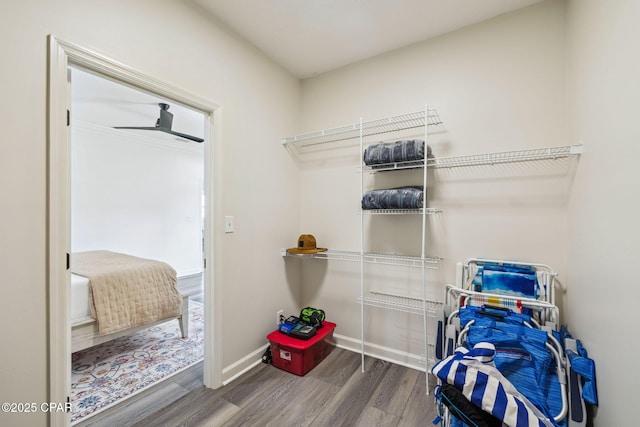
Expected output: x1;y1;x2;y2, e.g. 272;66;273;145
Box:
71;67;206;144
192;0;544;78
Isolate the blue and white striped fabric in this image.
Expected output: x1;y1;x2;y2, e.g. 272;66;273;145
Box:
465;323;561;422
432;342;556;427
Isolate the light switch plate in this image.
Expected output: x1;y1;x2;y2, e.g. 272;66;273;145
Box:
224;216;234;233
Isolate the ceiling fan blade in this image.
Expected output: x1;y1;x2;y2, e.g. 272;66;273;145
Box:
113;103;204;143
166;130;204;143
113;126;160;131
114;126;204;142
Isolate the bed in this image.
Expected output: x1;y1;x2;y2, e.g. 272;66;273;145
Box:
70;250;189;352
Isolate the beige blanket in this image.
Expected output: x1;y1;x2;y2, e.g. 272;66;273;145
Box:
71;250;183;335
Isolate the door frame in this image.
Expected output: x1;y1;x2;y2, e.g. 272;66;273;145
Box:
47;35;224;426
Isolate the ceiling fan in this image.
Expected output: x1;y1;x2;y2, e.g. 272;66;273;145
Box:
113;103;204;143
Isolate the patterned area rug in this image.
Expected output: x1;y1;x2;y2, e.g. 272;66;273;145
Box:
70;301;204;424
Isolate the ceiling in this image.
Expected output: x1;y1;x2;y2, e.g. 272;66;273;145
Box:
72;1;544;135
193;0;544;78
71;67;206;144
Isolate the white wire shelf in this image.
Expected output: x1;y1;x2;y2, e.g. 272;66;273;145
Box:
282;249;441;268
361;208;441;215
427;144;583;169
361;144;582;172
362;159;426;172
359;290;442;316
282;109;442;148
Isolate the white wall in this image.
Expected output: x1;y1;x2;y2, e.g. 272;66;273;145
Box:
4;0;636;424
0;1;301;425
297;1;571;367
566;0;640;424
71;123;205;277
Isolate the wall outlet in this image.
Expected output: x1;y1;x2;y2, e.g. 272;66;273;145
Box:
276;309;284;326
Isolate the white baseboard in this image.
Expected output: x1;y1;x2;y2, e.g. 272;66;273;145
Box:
333;333;427;372
221;343;269;386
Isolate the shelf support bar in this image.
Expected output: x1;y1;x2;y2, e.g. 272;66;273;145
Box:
359;116;365;374
422;104;430;395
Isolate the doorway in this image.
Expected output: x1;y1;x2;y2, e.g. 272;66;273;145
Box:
69;65;206;422
48;37;223;427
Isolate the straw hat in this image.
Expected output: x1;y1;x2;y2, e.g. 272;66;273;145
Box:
287;234;327;254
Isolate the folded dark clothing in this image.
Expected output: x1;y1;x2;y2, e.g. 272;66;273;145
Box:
363;139;432;166
361;186;424;210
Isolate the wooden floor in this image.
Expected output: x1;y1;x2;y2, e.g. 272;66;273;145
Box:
76;284;438;426
76;361;205;427
76;285;206;427
78;348;439;427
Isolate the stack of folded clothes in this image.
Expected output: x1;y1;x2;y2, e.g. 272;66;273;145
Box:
361;186;424;210
363;139;432;167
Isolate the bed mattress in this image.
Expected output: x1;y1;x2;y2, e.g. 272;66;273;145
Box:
71;250;182;335
71;273;92;325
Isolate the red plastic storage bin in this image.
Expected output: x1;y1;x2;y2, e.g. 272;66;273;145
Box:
267;321;336;376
